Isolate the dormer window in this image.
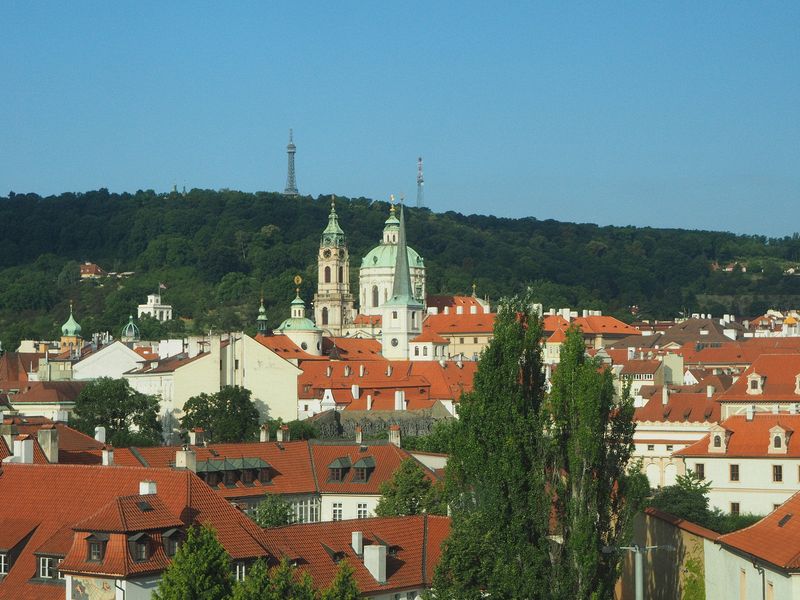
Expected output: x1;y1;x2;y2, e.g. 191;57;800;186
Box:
352;456;376;483
0;553;8;575
38;556;54;578
747;373;763;395
714;435;722;448
328;457;352;482
769;426;789;455
86;533;108;562
163;529;184;557
128;533;151;562
709;426;728;453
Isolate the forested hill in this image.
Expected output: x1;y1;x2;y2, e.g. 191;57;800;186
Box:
1;188;799;350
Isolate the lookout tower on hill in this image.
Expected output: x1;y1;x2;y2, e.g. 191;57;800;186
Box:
284;129;298;196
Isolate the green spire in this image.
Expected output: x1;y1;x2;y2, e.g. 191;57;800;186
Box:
121;315;140;341
256;296;269;334
322;195;345;246
61;302;82;337
385;205;422;307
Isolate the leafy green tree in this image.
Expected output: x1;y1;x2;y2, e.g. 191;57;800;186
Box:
431;298;645;600
401;419;458;453
71;377;161;446
253;493;294;528
375;458;446;517
547;327;648;599
648;470;711;525
231;558;316;600
154;524;233;600
321;560;359;600
181;386;260;443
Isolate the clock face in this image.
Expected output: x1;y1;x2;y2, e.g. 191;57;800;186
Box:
323;249;332;258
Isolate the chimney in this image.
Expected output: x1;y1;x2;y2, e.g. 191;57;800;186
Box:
746;405;754;421
13;435;34;464
102;444;114;466
389;425;401;447
661;387;669;406
277;425;290;443
0;420;16;450
456;305;464;315
364;544;387;584
351;531;364;556
188;428;205;446
260;424;270;443
351;384;360;400
175;445;197;472
386;365;393;377
355;426;363;445
367;395;373;411
94;426;106;444
359;364;365;377
470;305;477;314
394;390;405;411
326;365;333;377
706;385;715;399
139;480;157;495
344;365;352;377
583;309;589;317
37;424;59;464
627;347;635;360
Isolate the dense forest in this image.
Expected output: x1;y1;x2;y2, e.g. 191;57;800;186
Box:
1;188;800;351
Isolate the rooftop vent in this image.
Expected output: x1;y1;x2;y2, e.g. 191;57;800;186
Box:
779;513;793;527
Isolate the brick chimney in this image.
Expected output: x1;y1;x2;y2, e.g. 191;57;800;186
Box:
389;425;401;447
37;424;59;464
188;428;205;446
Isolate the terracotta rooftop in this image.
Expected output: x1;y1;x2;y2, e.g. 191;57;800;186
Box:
676;414;800;457
125;351;208;374
634;391;720;424
255;334;326;361
262;514;450;595
8;381;87;404
717;354;800;403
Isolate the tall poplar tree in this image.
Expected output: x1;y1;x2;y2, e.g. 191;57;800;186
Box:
430;298;645;600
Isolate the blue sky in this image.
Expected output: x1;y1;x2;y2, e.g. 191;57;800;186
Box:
1;2;798;236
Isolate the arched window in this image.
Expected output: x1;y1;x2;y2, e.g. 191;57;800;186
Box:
774;435;782;449
423;346;428;357
324;266;331;284
713;435;721;448
372;286;379;308
414;346;419;356
338;266;344;283
322;307;329;325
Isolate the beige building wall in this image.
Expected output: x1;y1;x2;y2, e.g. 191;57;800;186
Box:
239;334;302;422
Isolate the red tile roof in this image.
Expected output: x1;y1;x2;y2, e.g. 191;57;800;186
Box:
262;515;450;595
125;352;208;374
571;315;639;336
9;381;87;404
423;312;496;335
426;295;487;312
621;360;662;375
634;391;720;424
5;415;105;463
0;352;41;390
352;314;382;326
0;464;271;599
717;354;800;403
716;491;800;569
676;414;800;457
411;329;450;344
73;494;184;533
324;337;386;360
254;334;326;361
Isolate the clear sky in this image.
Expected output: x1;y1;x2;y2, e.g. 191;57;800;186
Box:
1;2;798;236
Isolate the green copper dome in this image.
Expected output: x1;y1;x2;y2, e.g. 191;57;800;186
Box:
361;244;424;269
276;293;319;332
61;304;82;337
121;315;140;341
321;197;345;246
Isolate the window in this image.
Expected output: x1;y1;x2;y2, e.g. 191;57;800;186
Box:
731;502;740;516
696;464;705;480
422;346;428;357
730;464;740;482
332;503;343;521
164;535;180;557
774;435;782;449
293;498;321;523
750;379;759;390
459;337;465;344
0;553;7;575
666;445;674;452
234;359;239;370
372;286;379;308
774;465;783;482
322;307;329;326
338;266;343;283
392;311;398;320
39;557;54;579
357;503;368;519
713;435;721;448
329;468;344;482
57;558;64;579
324;266;331;284
235;561;246;582
89;542;103;561
474;337;478;344
134;541;149;561
241;469;254;485
353;467;368;482
647;444;655;451
414;346;419;356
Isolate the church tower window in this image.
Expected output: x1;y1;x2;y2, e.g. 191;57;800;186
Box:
324;266;331;284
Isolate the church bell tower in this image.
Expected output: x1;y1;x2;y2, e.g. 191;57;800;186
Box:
314;197;355;335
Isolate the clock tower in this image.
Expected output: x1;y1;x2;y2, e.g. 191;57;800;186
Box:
314;197;355;335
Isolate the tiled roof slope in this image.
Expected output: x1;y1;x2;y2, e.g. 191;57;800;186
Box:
676;414;800;457
9;381;86;404
0;464;271;599
635;392;720;424
717;491;800;569
262;515;450;595
717;354;800;402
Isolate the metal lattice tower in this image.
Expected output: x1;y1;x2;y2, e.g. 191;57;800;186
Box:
284;129;299;196
416;156;424;208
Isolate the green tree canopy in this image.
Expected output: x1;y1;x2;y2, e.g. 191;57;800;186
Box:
648;471;711;525
71;377;161;446
231;558;316;600
253;493;295;528
321;559;360;600
181;386;260;443
431;298;646;600
154;524;233;600
375;458;446;517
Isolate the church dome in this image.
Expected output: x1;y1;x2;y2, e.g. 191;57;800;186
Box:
121;315;140;341
276;293;320;332
61;304;82;337
361;244;424;269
